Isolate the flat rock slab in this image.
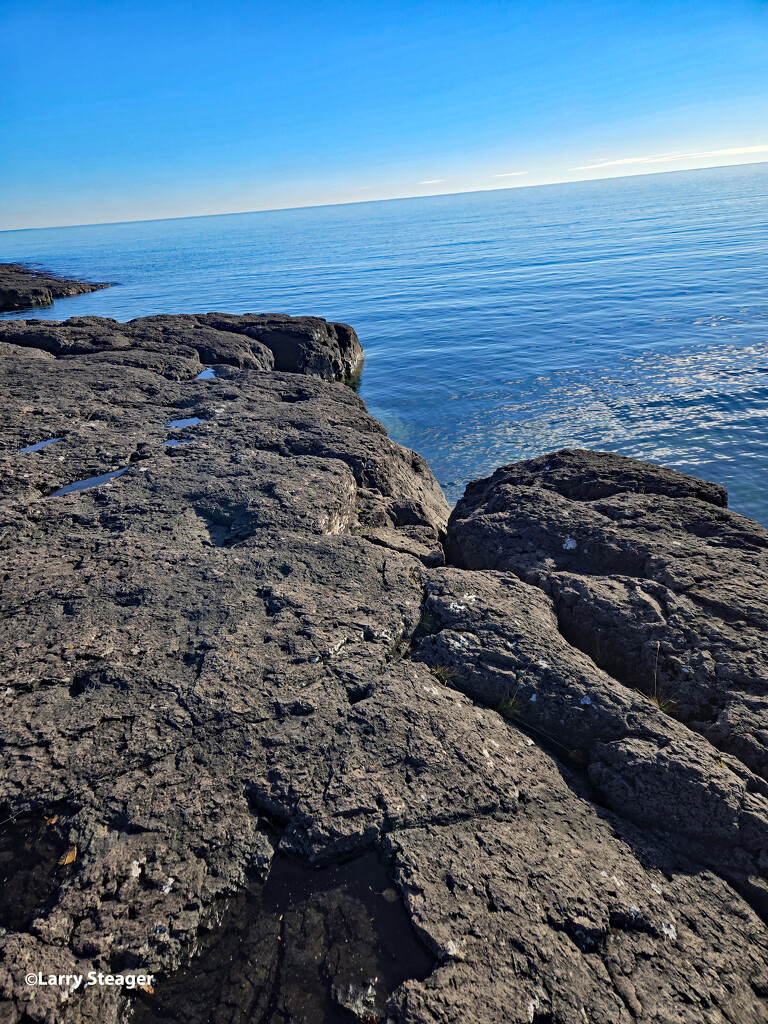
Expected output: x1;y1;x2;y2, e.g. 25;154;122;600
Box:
0;265;109;314
1;326;767;1024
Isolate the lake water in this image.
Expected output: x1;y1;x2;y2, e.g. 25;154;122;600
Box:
2;163;767;523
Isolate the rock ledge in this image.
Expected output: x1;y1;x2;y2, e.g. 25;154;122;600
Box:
0;264;110;313
1;319;767;1024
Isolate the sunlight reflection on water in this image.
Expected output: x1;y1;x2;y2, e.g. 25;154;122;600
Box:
2;163;767;521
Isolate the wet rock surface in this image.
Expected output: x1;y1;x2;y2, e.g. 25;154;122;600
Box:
1;319;767;1024
0;265;109;313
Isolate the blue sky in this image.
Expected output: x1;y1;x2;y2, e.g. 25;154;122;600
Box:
2;0;767;229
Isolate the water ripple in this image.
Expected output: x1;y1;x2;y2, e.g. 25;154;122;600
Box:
2;162;767;522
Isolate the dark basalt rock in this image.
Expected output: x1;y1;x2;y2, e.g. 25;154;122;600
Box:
0;265;109;313
445;448;768;781
1;318;767;1024
0;311;363;382
129;851;435;1024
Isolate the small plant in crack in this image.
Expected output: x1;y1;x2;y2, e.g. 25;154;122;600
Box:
497;687;523;719
414;609;440;639
648;691;676;715
645;641;676;716
430;664;457;683
497;654;538;720
408;566;424;588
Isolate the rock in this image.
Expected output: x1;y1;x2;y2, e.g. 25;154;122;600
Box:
0;264;109;313
446;448;768;779
198;312;364;379
0;310;364;381
437;448;768;904
410;567;768;917
128;851;432;1024
1;323;767;1024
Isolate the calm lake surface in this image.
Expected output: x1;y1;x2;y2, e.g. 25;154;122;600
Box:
2;163;767;522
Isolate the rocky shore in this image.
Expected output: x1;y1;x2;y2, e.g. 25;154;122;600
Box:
1;309;767;1024
0;266;109;314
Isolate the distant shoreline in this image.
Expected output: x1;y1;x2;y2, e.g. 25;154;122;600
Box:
0;263;110;313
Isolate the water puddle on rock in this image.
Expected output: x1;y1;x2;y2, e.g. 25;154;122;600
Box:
0;812;69;932
17;437;62;453
166;417;206;429
195;368;217;380
50;467;128;496
128;850;435;1024
162;439;192;447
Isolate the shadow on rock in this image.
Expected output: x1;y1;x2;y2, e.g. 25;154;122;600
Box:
128;850;435;1024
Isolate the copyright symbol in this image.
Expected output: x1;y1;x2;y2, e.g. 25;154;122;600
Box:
25;974;37;986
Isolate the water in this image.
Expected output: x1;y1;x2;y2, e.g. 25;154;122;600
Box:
17;437;61;453
2;163;767;523
166;417;206;429
50;467;128;496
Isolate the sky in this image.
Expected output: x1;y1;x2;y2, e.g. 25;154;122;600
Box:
1;0;767;230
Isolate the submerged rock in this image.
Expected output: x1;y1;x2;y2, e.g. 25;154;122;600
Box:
0;264;109;313
0;317;767;1024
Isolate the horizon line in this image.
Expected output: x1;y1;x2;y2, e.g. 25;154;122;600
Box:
2;158;767;235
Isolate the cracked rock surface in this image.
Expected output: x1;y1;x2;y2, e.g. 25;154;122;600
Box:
1;316;767;1024
0;266;109;314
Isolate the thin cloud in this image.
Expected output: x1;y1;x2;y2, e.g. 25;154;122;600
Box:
418;179;445;184
490;171;528;178
572;144;768;171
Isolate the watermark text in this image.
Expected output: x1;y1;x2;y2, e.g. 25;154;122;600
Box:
25;971;154;991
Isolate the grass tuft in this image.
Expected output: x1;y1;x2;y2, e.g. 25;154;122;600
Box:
642;641;676;716
497;690;523;719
